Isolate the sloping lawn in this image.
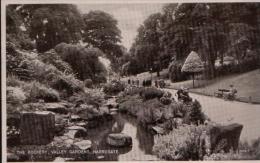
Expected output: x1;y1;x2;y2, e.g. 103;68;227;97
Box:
168;69;260;104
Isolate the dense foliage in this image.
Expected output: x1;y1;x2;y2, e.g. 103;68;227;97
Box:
103;80;125;95
82;10;123;70
153;124;207;160
125;3;260;79
55;43;107;83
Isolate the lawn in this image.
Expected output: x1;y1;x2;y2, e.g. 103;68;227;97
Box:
168;69;260;104
122;69;260;104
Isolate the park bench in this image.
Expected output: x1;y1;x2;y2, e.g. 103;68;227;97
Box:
214;89;230;98
214;88;238;100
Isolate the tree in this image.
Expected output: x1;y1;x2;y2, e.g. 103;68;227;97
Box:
55;43;107;82
6;5;35;50
18;4;84;52
129;13;163;76
82;10;123;70
181;51;204;88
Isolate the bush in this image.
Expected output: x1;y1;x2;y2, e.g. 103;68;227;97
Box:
54;43;107;81
167;101;187;118
6;42;35;80
140;87;164;100
69;89;105;108
153;124;207;160
137;99;166;125
118;95;143;116
23;82;60;102
6;75;25;87
7;87;26;105
188;100;206;125
84;79;93;88
203;152;253;160
39;49;73;74
103;80;125;95
160;97;172;105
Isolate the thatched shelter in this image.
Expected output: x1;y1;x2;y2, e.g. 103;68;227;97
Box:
181;51;204;87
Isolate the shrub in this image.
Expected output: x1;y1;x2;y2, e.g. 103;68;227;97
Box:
23;82;60;102
69;89;105;108
188;100;206;125
167;101;187;118
137;99;165;125
39;49;73;74
54;43;107;81
50;73;84;97
203;152;253;160
118;95;143;116
103;80;125;95
6;42;35;80
84;79;93;88
7;86;26;105
160;97;172;105
153;124;207;160
6;75;24;87
140;87;164;100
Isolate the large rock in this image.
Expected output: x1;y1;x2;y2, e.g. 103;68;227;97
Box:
74;140;92;150
55;123;66;136
70;115;82;122
209;123;243;153
151;125;166;135
64;126;87;138
20;111;55;145
76;104;101;120
46;103;68;114
106;133;132;147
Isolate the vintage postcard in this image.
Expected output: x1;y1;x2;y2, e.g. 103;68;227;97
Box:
1;0;260;162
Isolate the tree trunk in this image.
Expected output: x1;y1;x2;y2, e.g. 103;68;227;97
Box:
157;70;160;77
20;112;55;145
192;73;195;88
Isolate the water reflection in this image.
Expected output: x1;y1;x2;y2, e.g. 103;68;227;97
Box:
85;113;157;161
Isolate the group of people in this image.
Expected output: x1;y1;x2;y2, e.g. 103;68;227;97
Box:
127;78;153;87
127;78;140;86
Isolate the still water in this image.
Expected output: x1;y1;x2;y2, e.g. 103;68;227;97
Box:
86;113;158;161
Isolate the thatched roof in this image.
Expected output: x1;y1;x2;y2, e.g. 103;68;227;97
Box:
181;51;204;73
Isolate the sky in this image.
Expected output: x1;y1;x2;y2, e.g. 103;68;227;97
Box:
77;4;163;50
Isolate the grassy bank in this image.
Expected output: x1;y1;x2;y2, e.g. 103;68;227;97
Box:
167;69;260;104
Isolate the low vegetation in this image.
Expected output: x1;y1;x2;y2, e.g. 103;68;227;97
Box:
153;124;207;160
103;80;125;95
118;86;206;128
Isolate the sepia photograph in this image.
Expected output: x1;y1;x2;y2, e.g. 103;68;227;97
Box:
1;0;260;162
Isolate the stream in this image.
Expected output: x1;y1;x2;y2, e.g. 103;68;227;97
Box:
85;113;158;161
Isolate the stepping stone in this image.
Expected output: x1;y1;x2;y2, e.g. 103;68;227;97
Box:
106;133;132;147
74;140;92;150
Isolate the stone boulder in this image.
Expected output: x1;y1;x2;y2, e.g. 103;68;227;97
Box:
20;111;55;145
75;122;88;128
74;140;92;150
55;123;66;136
64;126;87;138
75;104;101;120
70;115;82;122
46;103;68;114
151;126;166;135
106;133;132;147
209;123;243;153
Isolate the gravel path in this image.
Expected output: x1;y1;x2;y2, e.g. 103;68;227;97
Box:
165;88;260;143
